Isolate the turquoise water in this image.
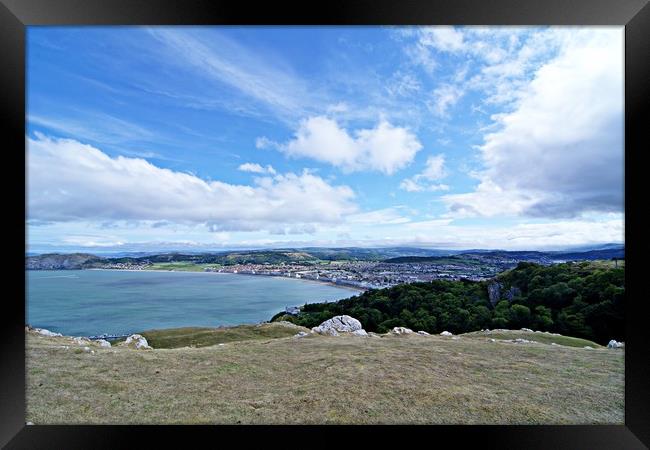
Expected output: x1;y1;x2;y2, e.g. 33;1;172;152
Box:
26;270;359;337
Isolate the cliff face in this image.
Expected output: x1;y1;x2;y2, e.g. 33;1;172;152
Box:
26;253;103;270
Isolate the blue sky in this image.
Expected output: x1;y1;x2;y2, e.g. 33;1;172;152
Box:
26;26;624;253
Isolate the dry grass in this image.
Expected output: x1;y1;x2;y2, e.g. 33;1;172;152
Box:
26;326;624;425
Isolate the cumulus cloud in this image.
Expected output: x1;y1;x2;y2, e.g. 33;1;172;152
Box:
443;29;623;218
265;116;422;174
238;162;276;175
400;154;450;192
27;134;358;232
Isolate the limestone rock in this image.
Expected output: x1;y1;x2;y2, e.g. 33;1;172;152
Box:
351;329;368;336
124;334;153;350
311;315;363;336
607;340;624;349
417;330;430;336
96;339;111;348
72;336;91;345
440;331;453;336
487;282;502;306
391;327;413;335
34;328;63;337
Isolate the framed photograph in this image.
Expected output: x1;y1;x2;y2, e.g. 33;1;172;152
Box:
2;0;649;447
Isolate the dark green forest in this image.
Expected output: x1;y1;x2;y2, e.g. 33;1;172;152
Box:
271;261;624;344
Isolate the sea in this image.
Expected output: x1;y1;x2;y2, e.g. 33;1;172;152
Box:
26;270;360;337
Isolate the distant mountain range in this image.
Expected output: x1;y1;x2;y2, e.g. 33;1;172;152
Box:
25;244;624;270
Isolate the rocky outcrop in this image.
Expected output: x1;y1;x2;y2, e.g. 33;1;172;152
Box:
487;282;502;306
390;327;413;335
505;286;522;302
96;339;111;348
311;315;366;336
123;334;153;350
607;340;624;349
31;327;63;337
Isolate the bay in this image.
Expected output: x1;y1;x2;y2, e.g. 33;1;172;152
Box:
26;270;359;337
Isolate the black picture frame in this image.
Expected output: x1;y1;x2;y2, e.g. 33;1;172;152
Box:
2;0;649;448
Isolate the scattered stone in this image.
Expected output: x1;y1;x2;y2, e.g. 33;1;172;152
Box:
218;343;226;346
311;315;363;336
33;328;62;337
584;346;593;349
607;340;624;349
293;331;309;338
417;331;430;336
451;336;460;340
96;339;111;348
513;338;534;344
391;327;413;335
123;334;153;350
72;336;91;345
520;328;534;332
440;331;453;336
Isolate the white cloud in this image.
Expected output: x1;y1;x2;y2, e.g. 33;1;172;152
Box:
428;84;464;118
238;162;276;175
400;154;449;192
27;134;358;233
443;29;624;218
268;116;423;174
419;26;466;53
147;28;321;122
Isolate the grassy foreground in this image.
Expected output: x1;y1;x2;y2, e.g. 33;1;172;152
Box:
26;324;623;424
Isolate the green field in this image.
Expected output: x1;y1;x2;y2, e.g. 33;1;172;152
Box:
26;325;623;424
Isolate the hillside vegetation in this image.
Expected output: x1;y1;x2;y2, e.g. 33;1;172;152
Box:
26;326;623;424
273;262;624;345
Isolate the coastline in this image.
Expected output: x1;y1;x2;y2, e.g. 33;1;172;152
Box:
85;267;368;292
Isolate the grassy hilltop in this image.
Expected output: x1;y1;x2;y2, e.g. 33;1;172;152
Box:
26;324;623;425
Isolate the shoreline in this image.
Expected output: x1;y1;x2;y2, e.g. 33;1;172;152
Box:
28;268;367;337
85;267;368;292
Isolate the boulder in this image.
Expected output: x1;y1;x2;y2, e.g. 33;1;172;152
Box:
123;334;153;350
312;327;339;336
440;331;453;336
417;330;430;336
96;339;111;348
311;315;363;336
72;336;91;345
34;328;62;337
391;327;413;335
607;340;624;349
